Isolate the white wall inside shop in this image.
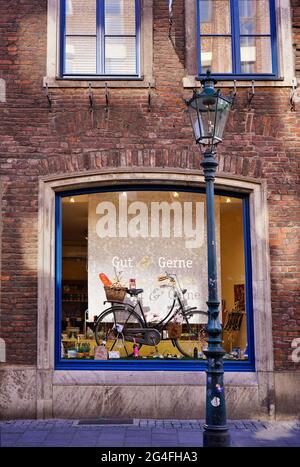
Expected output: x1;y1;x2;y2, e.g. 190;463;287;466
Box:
87;191;221;322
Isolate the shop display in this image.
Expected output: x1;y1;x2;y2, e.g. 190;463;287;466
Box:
133;339;139;358
94;342;108;360
60;191;250;362
108;351;120;359
100;271;127;302
167;320;182;339
99;273;112;287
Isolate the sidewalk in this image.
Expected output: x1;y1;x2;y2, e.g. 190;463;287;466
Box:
0;419;300;447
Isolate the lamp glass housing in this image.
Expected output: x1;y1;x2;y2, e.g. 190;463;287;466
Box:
187;74;231;148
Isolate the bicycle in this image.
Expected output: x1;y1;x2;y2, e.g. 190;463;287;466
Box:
94;272;208;358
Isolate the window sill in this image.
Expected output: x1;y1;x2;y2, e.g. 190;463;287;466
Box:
54;359;255;372
43;76;155;89
183;74;295;88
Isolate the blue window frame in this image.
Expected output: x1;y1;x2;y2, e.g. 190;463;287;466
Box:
60;0;141;78
197;0;278;79
55;185;255;371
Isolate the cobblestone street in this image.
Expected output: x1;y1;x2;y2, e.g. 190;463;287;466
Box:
0;419;299;447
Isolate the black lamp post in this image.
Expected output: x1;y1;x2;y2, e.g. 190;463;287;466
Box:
186;70;232;447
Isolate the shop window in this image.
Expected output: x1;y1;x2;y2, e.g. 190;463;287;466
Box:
55;187;255;370
60;0;140;77
197;0;278;78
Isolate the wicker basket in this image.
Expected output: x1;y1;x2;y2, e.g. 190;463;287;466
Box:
104;286;127;302
167;322;182;339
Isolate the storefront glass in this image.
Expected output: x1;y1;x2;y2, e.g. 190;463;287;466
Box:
57;188;253;366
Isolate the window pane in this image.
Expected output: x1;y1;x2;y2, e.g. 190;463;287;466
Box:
239;0;270;35
65;36;96;74
105;36;136;74
59;191;250;362
240;36;272;73
200;36;232;73
66;0;96;35
105;0;136;35
219;197;248;361
199;0;231;35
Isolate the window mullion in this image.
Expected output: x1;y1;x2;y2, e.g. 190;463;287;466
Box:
196;0;202;75
135;0;140;76
98;0;105;75
269;0;278;76
231;0;241;75
60;0;67;76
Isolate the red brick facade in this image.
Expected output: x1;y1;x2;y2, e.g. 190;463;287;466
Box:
0;0;299;373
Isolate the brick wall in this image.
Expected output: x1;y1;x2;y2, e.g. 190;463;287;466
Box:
0;0;299;370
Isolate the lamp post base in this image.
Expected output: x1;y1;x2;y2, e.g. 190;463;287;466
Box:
203;425;231;447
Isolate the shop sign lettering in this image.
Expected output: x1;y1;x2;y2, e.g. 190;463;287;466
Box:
95;194;204;248
111;255;193;269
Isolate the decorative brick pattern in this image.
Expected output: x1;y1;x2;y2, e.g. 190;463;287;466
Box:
0;1;299;371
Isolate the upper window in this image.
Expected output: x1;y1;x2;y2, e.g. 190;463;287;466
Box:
197;0;277;78
60;0;140;77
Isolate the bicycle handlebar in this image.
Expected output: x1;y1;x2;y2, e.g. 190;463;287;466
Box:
158;271;176;281
157;271;187;297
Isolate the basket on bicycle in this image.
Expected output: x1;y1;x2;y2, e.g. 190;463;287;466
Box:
99;272;127;302
104;286;127;302
167;321;182;339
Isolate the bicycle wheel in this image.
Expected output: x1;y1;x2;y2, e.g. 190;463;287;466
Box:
94;306;144;358
174;310;208;358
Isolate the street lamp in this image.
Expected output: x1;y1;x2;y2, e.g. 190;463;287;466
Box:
186;70;232;447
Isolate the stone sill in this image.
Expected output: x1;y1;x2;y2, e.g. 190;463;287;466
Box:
43;76;155;89
183;75;296;89
0;364;37;370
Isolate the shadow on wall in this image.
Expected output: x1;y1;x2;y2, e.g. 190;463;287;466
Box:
168;0;185;68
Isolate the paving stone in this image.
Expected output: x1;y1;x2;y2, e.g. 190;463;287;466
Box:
152;443;180;447
69;440;98;447
147;420;156;427
178;442;203;447
178;433;202;443
152;435;178;441
42;441;71;447
18;430;49;442
97;440;125;447
125;441;152;447
97;436;126;443
139;421;148;427
0;419;299;447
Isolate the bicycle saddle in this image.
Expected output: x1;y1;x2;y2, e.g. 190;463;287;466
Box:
127;288;144;296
